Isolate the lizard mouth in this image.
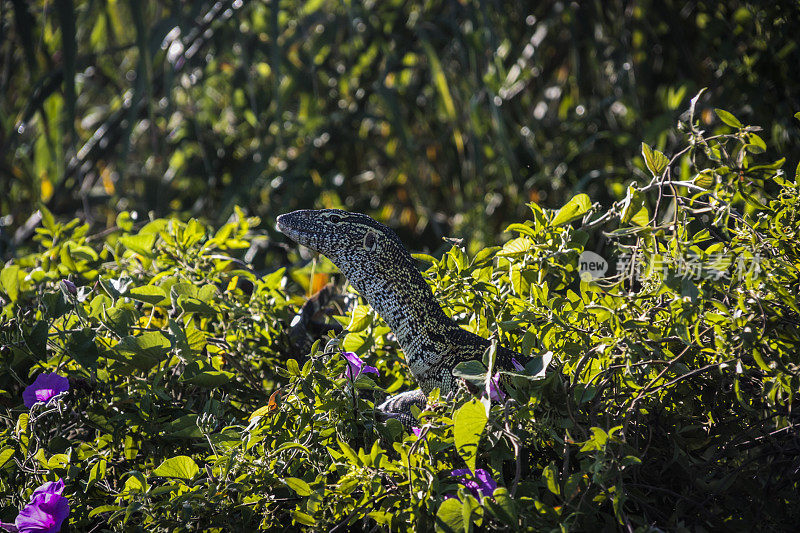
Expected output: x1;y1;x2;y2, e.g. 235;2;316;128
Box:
276;211;317;250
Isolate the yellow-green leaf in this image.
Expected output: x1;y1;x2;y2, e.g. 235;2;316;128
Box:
284;477;312;496
641;142;669;176
454;399;487;472
153;455;199;480
291;510;316;526
542;462;561;496
347;305;372;333
0;447;14;469
126;285;168;306
630;206;650;226
497;236;530;257
715;108;743;128
0;265;21;302
551;193;592;226
435;498;465;533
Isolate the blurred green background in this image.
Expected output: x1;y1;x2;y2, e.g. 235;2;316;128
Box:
1;0;798;260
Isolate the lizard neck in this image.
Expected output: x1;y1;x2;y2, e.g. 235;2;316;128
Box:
341;258;461;377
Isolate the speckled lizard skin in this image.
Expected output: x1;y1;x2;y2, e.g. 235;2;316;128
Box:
276;209;521;421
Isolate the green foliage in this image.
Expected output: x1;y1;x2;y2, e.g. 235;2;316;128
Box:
1;99;799;530
2;1;799;257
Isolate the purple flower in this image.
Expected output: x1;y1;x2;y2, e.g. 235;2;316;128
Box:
488;373;506;402
412;426;423;437
60;280;76;296
512;357;525;371
22;374;69;409
342;352;379;380
449;468;498;500
0;479;69;533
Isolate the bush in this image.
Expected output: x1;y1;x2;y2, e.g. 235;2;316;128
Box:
3;1;799;256
1;99;799;530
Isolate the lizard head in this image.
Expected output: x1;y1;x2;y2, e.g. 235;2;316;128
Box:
276;209;410;276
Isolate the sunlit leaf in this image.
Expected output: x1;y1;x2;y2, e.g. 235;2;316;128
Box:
454;399;487;472
284;477;312;496
153;455;199;480
715;108;743;128
551;193;592;226
641;142;669;176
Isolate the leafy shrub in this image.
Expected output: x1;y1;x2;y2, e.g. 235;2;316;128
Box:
1;99;799;530
3;2;799;256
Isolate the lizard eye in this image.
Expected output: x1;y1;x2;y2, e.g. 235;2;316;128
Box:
363;232;377;251
328;214;342;223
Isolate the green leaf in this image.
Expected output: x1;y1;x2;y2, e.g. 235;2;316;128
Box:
109;331;171;371
630;206;650;227
337;438;360;465
0;447;14;469
347;305;372;333
0;264;21;302
291;510;316;526
435;498;465;533
504;223;537;237
284;477;312;496
497;236;530;257
504;351;552;381
471;246;500;267
551;193;592;226
88;459;107;486
620;185;644;224
40;205;56;232
165;414;203;438
122;472;147;494
153;455;199;480
116;211;134;231
580;427;609;452
119;233;157;257
641;142;669;176
60;245;78;272
169;319;207;359
412;253;438;264
485;487;517;527
286;358;301;376
745;133;766;153
171;283;217;315
715;108;743;128
126;285;168;306
24;321;49;358
542;462;561;495
454;399;488;472
694;169;716;189
47;453;68;470
181;370;234;387
452;360;488;388
88;505;125;518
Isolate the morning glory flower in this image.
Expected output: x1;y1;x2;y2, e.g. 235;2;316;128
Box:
0;479;70;533
449;468;498;500
342;351;379;379
488;373;506;402
22;374;69;409
60;280;76;296
412;426;423;437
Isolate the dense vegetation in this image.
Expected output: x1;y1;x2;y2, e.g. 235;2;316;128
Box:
2;105;799;529
1;1;799;531
2;1;799;254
